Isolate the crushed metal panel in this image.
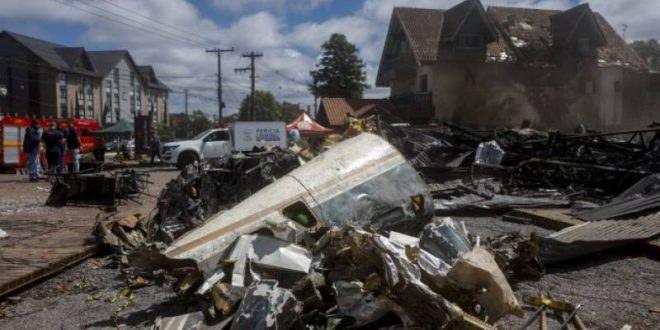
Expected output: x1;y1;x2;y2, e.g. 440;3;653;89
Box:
223;235;311;288
540;213;660;264
229;280;302;330
163;133;432;275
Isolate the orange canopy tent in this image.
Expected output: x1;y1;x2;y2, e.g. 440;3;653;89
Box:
287;113;333;135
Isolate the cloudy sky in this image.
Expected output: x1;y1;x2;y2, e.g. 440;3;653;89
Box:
0;0;656;118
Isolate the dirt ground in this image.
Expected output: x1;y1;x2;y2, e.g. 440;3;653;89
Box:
458;216;660;330
1;171;659;329
0;167;180;330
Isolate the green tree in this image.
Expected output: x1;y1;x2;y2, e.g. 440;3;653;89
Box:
189;110;213;135
309;33;369;99
170;110;213;139
238;91;283;121
631;39;660;71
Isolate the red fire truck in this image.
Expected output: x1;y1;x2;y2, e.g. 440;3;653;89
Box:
0;114;101;169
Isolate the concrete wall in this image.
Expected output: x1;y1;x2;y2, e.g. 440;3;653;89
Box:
426;61;539;128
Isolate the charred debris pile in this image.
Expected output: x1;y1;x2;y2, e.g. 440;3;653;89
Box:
94;126;660;329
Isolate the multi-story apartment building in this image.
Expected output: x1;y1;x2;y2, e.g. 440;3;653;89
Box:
88;50;146;125
0;31;101;120
138;65;169;127
0;30;169;127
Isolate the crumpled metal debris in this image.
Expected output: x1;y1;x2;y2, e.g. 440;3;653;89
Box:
539;212;660;264
124;134;532;329
229;280;302;330
475;141;505;166
420;217;472;264
221;234;311;289
577;173;660;221
156;133;433;276
153;149;300;244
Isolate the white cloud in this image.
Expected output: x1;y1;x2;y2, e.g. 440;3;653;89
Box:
211;0;333;14
582;1;659;41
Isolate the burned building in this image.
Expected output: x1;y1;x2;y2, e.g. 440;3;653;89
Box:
376;0;652;130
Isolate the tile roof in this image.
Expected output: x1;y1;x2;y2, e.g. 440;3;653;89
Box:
319;98;395;126
593;13;647;69
487;6;560;66
488;5;647;69
394;7;445;62
380;1;648;73
319;98;353;126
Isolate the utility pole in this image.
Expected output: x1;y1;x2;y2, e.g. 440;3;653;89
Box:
184;89;189;115
184;88;189;139
235;52;263;121
206;48;234;124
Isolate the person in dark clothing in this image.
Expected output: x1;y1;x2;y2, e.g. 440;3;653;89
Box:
151;135;162;164
58;122;68;173
66;122;82;173
23;119;42;181
42;122;65;175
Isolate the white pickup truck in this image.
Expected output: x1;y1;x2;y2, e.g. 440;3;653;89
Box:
161;122;288;169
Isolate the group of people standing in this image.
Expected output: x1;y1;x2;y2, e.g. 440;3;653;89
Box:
23;120;81;182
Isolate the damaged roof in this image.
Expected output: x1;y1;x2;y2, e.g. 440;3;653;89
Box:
379;1;648;73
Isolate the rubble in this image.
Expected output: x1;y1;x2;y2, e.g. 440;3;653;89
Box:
120;134;528;329
154;133;433;276
151;148;299;243
46;169;151;207
539;212;660;264
85;126;660;328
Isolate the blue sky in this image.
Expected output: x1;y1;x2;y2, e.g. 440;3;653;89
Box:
0;0;654;117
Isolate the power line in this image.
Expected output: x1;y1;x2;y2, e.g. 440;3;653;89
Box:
96;0;213;45
49;0;208;49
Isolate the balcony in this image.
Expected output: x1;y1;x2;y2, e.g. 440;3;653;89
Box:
390;92;435;124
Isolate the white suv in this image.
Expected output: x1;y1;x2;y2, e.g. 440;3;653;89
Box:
161;129;232;169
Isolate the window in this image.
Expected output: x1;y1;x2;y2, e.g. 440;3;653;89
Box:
420;74;428;93
205;130;230;142
87;105;93;119
60;103;68;118
457;34;485;51
614;80;622;93
59;73;66;84
386;37;402;56
282;201;318;228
